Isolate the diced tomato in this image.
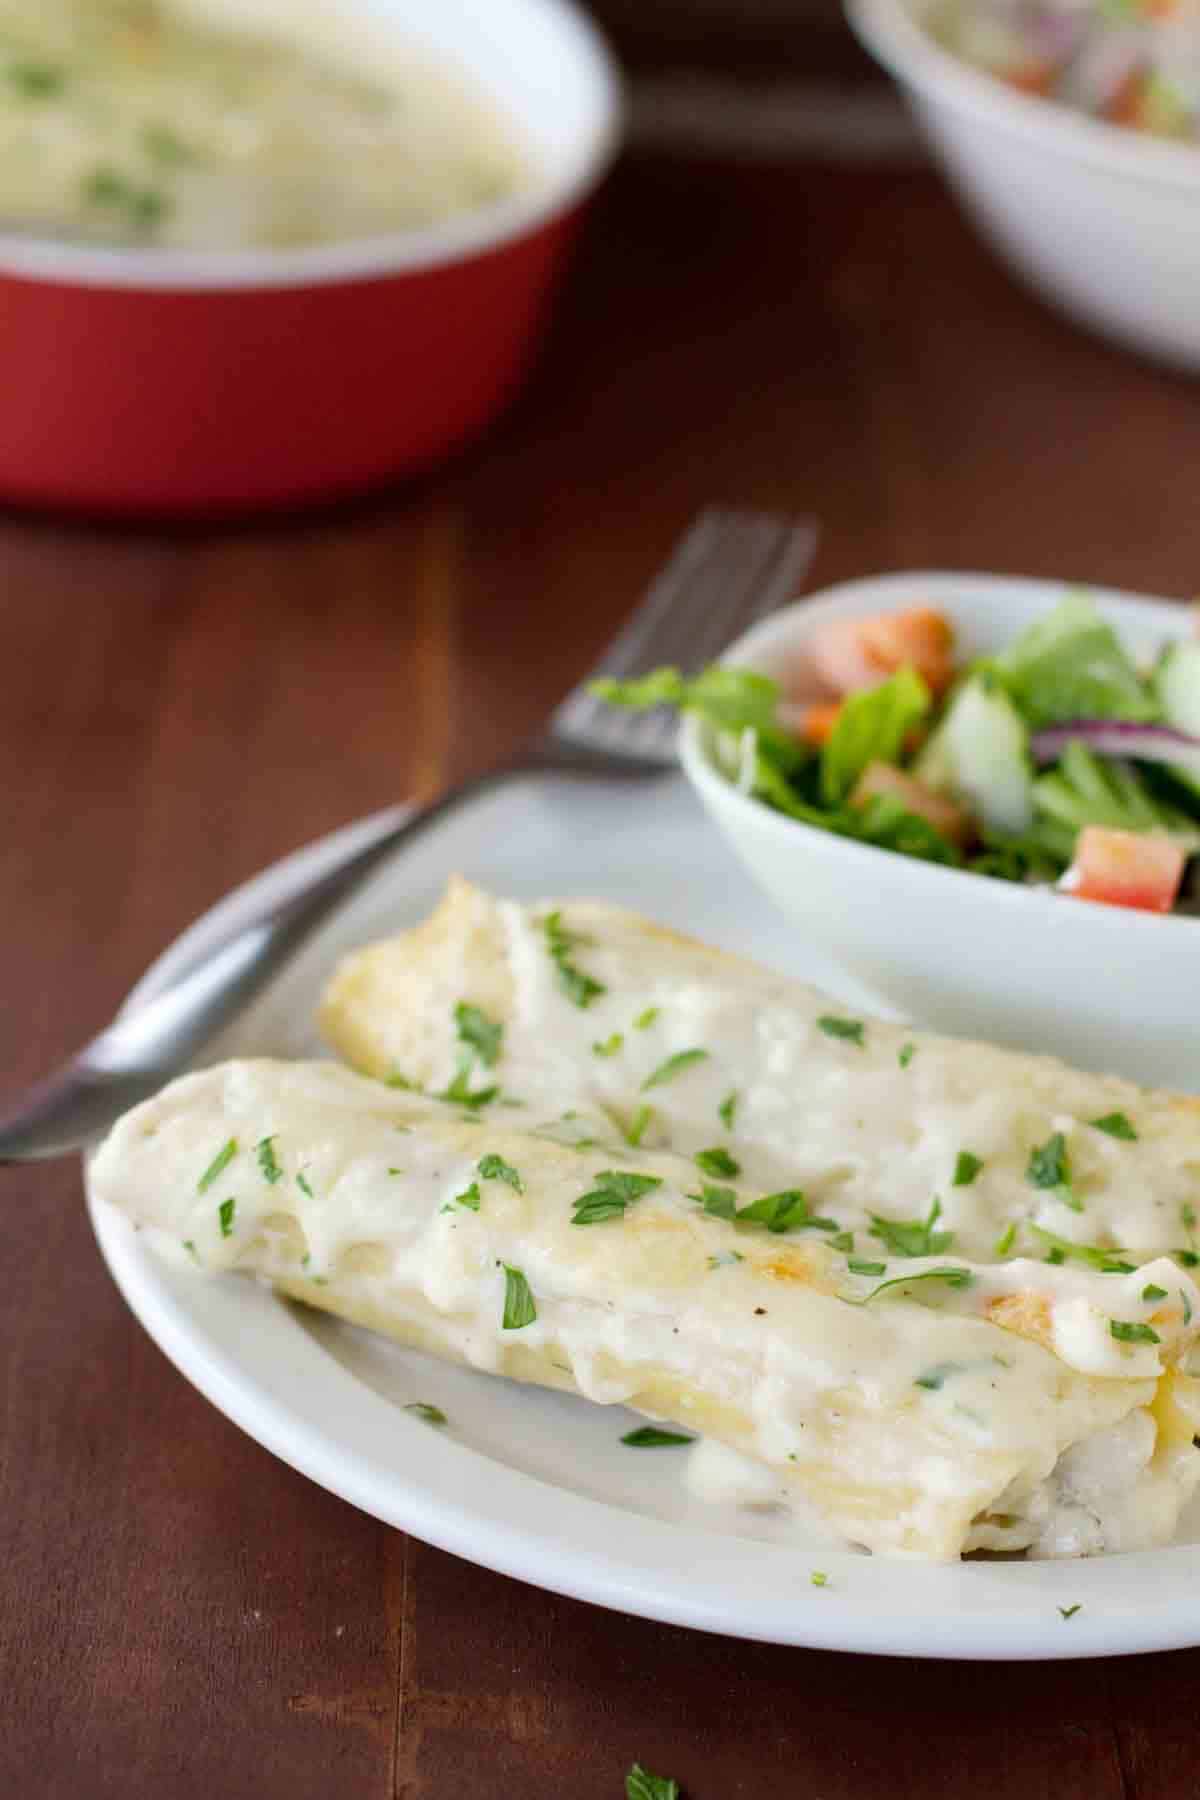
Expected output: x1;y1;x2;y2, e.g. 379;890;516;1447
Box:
1062;827;1185;914
808;608;956;700
788;699;843;747
1005;59;1056;96
850;761;974;847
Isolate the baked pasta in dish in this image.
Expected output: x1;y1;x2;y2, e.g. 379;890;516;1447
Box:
90;880;1200;1561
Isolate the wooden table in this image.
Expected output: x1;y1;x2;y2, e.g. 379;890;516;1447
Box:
5;153;1200;1800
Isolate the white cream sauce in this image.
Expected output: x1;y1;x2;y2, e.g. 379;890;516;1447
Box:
0;1;529;248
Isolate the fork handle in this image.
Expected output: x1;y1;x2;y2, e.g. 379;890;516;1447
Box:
0;747;668;1161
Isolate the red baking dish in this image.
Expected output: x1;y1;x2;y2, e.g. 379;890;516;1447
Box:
0;0;621;516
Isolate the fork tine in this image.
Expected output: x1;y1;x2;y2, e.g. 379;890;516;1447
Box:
550;509;817;757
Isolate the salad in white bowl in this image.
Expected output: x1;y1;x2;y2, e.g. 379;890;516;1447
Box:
596;574;1200;1086
601;585;1200;917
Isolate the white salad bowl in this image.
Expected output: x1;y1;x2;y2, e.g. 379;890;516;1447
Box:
679;572;1200;1090
847;0;1200;370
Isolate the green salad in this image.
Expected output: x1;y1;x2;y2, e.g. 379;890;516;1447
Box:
596;592;1200;916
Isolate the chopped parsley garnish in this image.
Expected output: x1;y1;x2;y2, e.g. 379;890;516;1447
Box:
707;1250;744;1269
898;1042;916;1069
82;164;168;231
1184;1289;1194;1327
1142;1284;1168;1303
621;1426;694;1448
1026;1131;1078;1210
1177;1249;1200;1269
953;1151;984;1187
384;1069;418;1090
454;1001;503;1067
736;1189;834;1234
623;1105;653;1148
642;1048;709;1091
717;1090;738;1131
829;1230;854;1252
634;1007;660;1031
478;1153;523;1193
543;910;606;1009
870;1197;952;1259
861;1267;973;1301
914;1361;964;1391
439;1053;499;1111
183;1239;199;1262
572;1170;662;1226
296;1171;314;1199
9;60;64;98
255;1135;282;1185
500;1264;536;1330
592;1033;624;1057
142;121;192;164
1109;1319;1161;1345
810;1570;829;1588
198;1137;238;1193
695;1146;740;1179
450;1182;480;1212
1029;1225;1134;1273
217;1197;236;1238
1090;1112;1137;1142
817;1015;865;1047
626;1763;680;1800
696;1184;737;1221
1185;1203;1197;1234
1058;1604;1082;1621
993;1222;1018;1258
404;1403;447;1427
848;1258;887;1277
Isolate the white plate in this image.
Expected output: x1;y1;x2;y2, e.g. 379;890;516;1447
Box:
87;773;1200;1660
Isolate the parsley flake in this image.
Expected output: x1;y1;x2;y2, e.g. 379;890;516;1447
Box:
695;1184;737;1222
707;1250;744;1269
1110;1319;1161;1345
1142;1283;1168;1303
255;1135;282;1185
718;1090;738;1130
384;1070;418;1090
915;1361;965;1391
198;1137;238;1193
621;1426;694;1447
9;60;65;98
634;1007;660;1031
848;1258;887;1277
592;1033;624;1057
450;1182;480;1212
1184;1289;1194;1327
543;910;606;1008
626;1764;679;1800
953;1151;984;1187
1090;1112;1137;1142
439;1053;498;1111
695;1146;740;1179
870;1197;952;1259
183;1239;199;1262
829;1230;855;1252
454;1002;503;1067
478;1153;522;1193
817;1015;865;1047
217;1197;236;1238
642;1048;708;1091
810;1570;829;1588
623;1104;653;1148
1029;1225;1133;1273
993;1222;1018;1258
1058;1604;1082;1621
898;1042;916;1069
1026;1131;1078;1209
404;1403;447;1427
862;1267;973;1302
296;1171;314;1199
572;1170;662;1226
501;1265;536;1330
736;1189;834;1234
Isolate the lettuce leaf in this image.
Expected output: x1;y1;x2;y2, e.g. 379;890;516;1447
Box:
591;665;805;769
994;593;1158;729
819;666;931;806
1034;742;1200;850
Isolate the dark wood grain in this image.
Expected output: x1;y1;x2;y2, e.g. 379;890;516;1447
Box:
4;154;1200;1800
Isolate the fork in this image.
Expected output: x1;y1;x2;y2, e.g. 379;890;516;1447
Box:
0;509;817;1161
